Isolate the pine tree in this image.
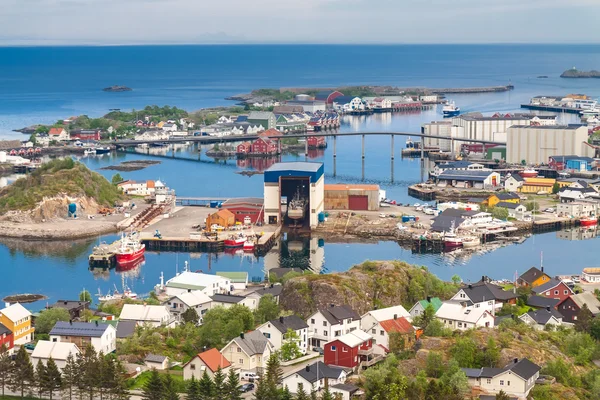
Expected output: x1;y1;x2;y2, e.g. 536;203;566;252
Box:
35;359;48;399
280;385;293;400
78;345;100;400
9;346;35;398
186;377;200;400
142;369;165;400
320;387;334;400
162;373;180;400
294;383;309;400
252;374;271;400
198;370;215;400
97;352;112;400
45;357;63;400
212;367;226;399
62;352;80;400
224;368;242;400
110;359;130;400
310;390;318;400
0;344;13;398
263;352;283;399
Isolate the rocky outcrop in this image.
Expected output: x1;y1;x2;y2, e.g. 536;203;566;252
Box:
560;68;600;78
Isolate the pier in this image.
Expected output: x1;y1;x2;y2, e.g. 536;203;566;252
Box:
520;104;583;114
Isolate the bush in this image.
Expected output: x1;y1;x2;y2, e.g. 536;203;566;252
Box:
542;359;581;387
425;351;444;378
423;319;453;337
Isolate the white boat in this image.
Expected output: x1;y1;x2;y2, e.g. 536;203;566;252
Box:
461;236;480;248
84;148;96;156
442;101;460;117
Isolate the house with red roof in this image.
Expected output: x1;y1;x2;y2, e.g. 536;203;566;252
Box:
260;128;283;140
236;142;252;155
48;127;70;142
366;317;416;352
251;137;278;155
183;348;231;380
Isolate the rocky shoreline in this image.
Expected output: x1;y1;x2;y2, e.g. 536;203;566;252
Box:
560;68;600;78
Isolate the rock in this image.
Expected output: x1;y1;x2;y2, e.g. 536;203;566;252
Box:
102;85;132;92
560;68;600;78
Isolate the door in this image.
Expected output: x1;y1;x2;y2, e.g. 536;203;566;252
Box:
348;195;368;210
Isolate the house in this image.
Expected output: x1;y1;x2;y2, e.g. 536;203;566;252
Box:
436;170;501;189
183;348;231;380
434;301;495;331
484;192;520;207
324;330;373;369
117;180;156;196
307;136;327;148
333;96;365;112
216;272;248;291
531;278;573;302
282;361;347;394
210;293;259;311
451;280;518;315
431;161;490;177
525;295;560;310
409;297;443;318
145;354;169;370
48;127;70;142
557;186;599;203
163;290;213;323
360;305;412;331
549;155;595;171
519;177;556;194
221;330;274;374
220;198;265;224
367;317;415;352
205;209;235;229
162;123;178;132
0;323;14;354
49;321;116;354
495;202;527;218
250;284;284;304
371;98;392;110
582;267;600;283
315;90;344;105
462;358;541;398
236;142;251;155
330;384;361;400
556;292;600;323
519;307;563;330
251;137;278;154
115;320;137;340
517;267;551;288
307;304;361;348
0;303;34;345
70;129;102;141
48;300;90;320
31;341;80;371
163;270;231;297
247;111;276;130
557;201;599;217
119;304;172;327
257;315;309;354
504;174;525;192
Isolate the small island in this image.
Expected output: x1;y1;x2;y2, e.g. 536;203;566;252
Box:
102;85;132;92
560;68;600;78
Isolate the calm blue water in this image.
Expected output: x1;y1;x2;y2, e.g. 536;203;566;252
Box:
2;44;600;310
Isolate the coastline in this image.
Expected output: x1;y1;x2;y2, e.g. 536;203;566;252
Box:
0;219;119;240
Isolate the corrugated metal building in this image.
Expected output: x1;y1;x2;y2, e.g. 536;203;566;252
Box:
506;125;590;164
324;184;380;211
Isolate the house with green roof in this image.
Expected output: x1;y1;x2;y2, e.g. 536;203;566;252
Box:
409;297;443;318
216;271;248;290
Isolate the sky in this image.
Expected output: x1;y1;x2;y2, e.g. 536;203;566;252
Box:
2;0;600;45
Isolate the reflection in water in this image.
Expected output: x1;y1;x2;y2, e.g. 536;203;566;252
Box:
556;226;599;241
2;237;95;262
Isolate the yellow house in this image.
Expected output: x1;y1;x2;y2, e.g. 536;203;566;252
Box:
157;121;166;129
517;267;551;288
519;177;556;194
0;303;34;345
485;192;520;207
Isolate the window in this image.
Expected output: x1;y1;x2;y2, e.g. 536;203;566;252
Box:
347;319;352;324
500;380;504;386
371;329;376;334
323;321;327;327
239;359;244;364
342;347;348;353
488;301;493;305
324;331;328;336
331;346;336;351
554;290;559;295
237;348;242;353
190;364;196;370
458;322;463;327
475;304;480;308
460;293;466;298
564;290;568;295
311;319;315;324
507;381;510;386
380;330;384;336
486;379;491;384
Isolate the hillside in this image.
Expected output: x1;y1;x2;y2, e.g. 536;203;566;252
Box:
279;260;459;318
0;158;123;220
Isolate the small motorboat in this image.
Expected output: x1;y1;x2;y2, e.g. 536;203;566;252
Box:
243;240;255;252
224;233;246;248
519;168;538;178
461;236;480;248
580;216;598;227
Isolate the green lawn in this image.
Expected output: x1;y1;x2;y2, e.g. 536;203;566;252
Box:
0;396;39;400
126;370;187;392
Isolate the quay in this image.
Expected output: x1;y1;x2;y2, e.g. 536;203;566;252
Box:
429;84;514;94
520;104;582;114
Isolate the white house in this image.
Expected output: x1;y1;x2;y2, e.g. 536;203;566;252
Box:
463;358;541;398
163;271;231;297
210;293;260;311
216;271;248;291
31;341;80;372
495;202;528;219
307;305;361;348
163;290;213;323
221;330;274;374
334;97;365;112
49;321;116;354
371;98;392;110
117;180;156;196
432;161;491;178
144;354;169;370
518;308;563;330
450;281;518;315
282;361;347;394
135;131;169;141
48;128;70;142
360;305;412;331
504;174;525;192
183;348;231;380
257;315;309;354
162;123;178;132
119;304;172;327
435;301;495;331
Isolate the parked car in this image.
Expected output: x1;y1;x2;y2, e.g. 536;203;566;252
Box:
312;346;324;355
379;213;387;218
23;343;35;351
543;208;555;213
572;276;580;283
240;372;259;381
239;383;255;393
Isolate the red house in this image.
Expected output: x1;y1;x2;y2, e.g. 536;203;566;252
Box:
307;136;326;148
251;137;278;155
221;197;265;224
315;90;344;105
532;278;573;303
236;142;251;155
70;129;102;141
0;323;14;354
260;128;283;141
324;330;373;368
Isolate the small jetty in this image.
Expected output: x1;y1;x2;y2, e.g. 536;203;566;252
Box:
89;240;120;265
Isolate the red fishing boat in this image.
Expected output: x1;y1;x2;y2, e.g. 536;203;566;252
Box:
580;216;598;227
243;240;255;252
519;168;538;178
115;232;145;265
224;233;246;248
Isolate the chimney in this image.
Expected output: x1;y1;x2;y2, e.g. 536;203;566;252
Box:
240;332;245;340
95;320;99;326
330;304;335;308
63;301;68;305
427;296;432;303
514;358;519;364
468;284;472;289
546;306;551;312
393;314;397;320
541;266;544;272
305;365;310;372
279;316;284;323
482;275;486;283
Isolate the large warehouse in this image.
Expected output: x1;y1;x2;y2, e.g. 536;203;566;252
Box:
264;162;324;228
324;184;381;211
506;125;591;164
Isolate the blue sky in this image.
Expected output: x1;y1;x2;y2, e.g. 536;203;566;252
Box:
2;0;600;45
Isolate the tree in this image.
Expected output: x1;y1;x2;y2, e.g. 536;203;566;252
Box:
439;359;469;395
162;373;180;400
0;344;12;397
425;351;444;378
35;359;48;399
495;390;511;400
198;370;214;400
181;307;200;325
280;385;293;400
29;133;37;145
78;345;100;400
111;173;124;185
254;294;280;324
187;377;200;400
280;329;303;361
62;353;79;400
199;305;255;349
295;383;309;400
142;369;165;400
451;275;462;285
260;352;283;399
9;346;35;398
212;367;226;400
450;337;478;368
575;304;594;333
320;387;334;400
388;331;407;356
525;201;539;212
35;307;71;334
413;304;436;330
491;207;509;220
224;369;242;400
590;318;600;341
362;355;407;400
79;290;92;303
552;182;560;194
45;357;62;400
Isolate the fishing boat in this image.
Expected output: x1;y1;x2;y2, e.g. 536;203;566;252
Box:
461;236;480;248
94;146;111;154
243;240;255;252
224;233;246;248
580;216;598;227
442;101;460;117
84;148;96;156
519;168;538;178
115;232;146;265
288;189;307;222
444;222;463;249
97;287;120;302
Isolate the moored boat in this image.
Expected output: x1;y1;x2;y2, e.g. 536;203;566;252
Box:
94;147;111;154
519;168;538;178
243;240;255;252
442;101;460;117
461;236;480;248
224;233;246;247
115;232;145;265
580;216;598;227
443;221;462;249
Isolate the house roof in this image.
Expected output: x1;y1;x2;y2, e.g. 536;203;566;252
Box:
192;348;231;372
48;127;65;135
438;170;497;181
214;209;235;219
417;297;443;312
251;285;283;298
119;304;170;322
292;361;345;383
438;160;476;169
435;302;491;323
145;354;168;363
116;320;137;339
265;162;323;173
0;322;12;336
519;267;547;285
462;358;541;381
362;305;411;323
318;305;361;325
230;330;270;356
532;278;569;295
49;300;89;311
50;321;112;338
0;303;32;322
31;341;79;361
221;197;264;208
506;174;524;182
460;281;518;303
496;201;522;210
267;315;308;334
479;396;518;400
330;384;359;394
165;271;228;291
216;271;248;283
526;295;560;309
247;111;274;120
550;155;595;162
333;330;372;348
168;291;213;307
379;317;415;334
520;309;562;325
566;292;600;315
495;192;520;201
210;294;246;304
333;95;359;104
